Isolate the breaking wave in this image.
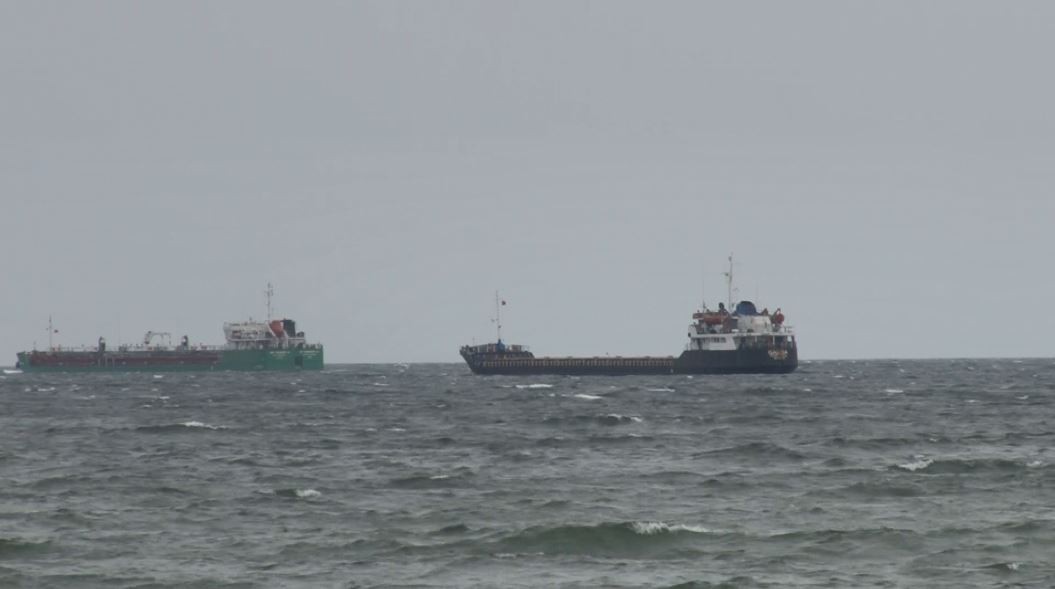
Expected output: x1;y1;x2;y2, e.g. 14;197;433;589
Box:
896;456;933;472
495;521;714;557
274;488;321;499
542;414;643;427
135;421;226;433
598;413;643;426
894;457;1032;474
389;470;475;489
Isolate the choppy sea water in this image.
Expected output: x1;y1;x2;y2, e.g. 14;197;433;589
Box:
1;359;1054;588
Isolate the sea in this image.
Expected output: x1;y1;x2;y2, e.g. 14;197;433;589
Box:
1;359;1053;588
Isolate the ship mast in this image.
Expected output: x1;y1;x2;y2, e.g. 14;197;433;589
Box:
48;315;54;350
724;254;734;309
493;291;502;342
701;260;707;311
265;282;274;322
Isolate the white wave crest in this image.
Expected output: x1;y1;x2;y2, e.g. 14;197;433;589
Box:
515;384;554;389
606;414;642;423
646;387;675;392
574;393;602;400
181;421;221;430
494;551;544;559
884;388;904;394
295;488;321;498
897;456;933;472
631;521;710;535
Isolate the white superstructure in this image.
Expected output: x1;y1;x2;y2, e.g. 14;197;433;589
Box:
223;319;309;350
685;302;794;352
685;254;795;353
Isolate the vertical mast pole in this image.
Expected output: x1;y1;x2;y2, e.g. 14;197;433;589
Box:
48;315;53;350
494;291;502;342
701;260;706;311
266;282;274;322
724;254;734;309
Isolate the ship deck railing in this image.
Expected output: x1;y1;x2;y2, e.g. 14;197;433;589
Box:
35;343;323;353
694;325;795;336
463;344;532;353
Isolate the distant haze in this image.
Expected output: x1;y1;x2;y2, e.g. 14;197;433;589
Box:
3;2;1054;363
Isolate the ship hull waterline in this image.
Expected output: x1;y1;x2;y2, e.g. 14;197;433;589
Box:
14;348;324;373
462;348;797;376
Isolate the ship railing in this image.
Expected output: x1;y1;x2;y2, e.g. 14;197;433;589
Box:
735;333;797;349
113;344;225;352
730;325;794;334
462;343;531;354
39;342;323;353
37;345;105;353
224;342;324;350
34;344;197;353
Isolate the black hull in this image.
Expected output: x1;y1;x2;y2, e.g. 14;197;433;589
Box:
674;348;798;374
462;347;797;376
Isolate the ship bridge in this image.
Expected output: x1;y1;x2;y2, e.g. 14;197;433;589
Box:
686;300;795;354
223;318;315;350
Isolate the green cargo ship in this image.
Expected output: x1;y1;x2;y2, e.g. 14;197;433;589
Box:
15;294;323;372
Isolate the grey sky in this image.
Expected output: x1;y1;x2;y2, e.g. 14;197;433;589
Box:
3;2;1054;363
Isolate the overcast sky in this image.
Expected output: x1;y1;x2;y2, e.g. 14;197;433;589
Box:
3;2;1054;363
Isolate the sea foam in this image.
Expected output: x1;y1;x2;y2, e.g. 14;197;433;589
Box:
181;421;221;430
897;456;933;472
630;521;711;535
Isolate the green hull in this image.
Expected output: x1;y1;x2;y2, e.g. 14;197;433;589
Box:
14;347;324;373
215;348;324;371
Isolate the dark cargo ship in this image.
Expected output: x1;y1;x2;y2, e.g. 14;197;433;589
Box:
15;286;323;372
460;301;796;375
460;259;797;376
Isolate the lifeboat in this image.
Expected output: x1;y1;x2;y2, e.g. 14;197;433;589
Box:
693;312;725;326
